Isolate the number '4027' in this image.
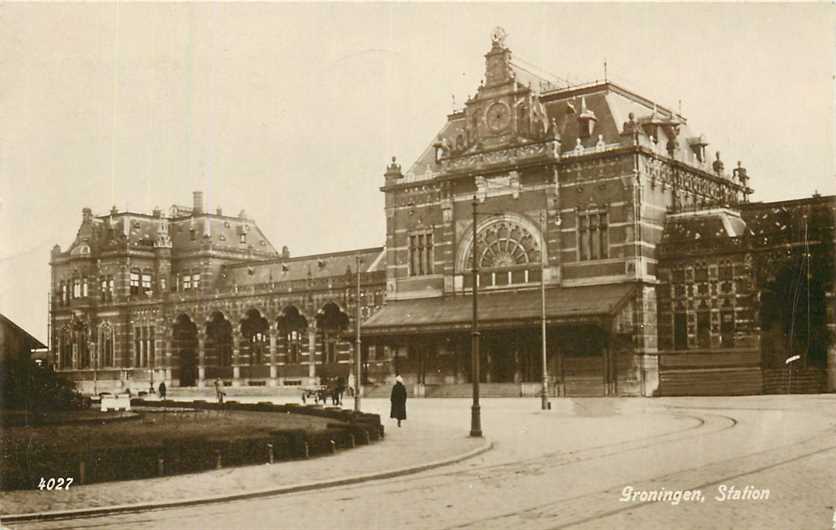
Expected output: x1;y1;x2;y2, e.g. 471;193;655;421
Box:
38;477;73;490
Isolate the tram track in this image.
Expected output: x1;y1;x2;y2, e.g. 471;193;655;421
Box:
435;423;836;530
359;411;737;497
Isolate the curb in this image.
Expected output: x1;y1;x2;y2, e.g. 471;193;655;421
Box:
2;439;492;524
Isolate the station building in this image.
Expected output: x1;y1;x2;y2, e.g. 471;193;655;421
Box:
49;30;835;396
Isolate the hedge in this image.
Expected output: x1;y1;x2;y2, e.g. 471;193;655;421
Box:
2;400;384;491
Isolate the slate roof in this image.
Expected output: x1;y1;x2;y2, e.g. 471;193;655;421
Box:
403;80;720;186
58;211;277;258
220;247;386;287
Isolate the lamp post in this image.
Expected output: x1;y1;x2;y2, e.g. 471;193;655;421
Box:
354;256;363;412
540;209;550;411
470;196;482;437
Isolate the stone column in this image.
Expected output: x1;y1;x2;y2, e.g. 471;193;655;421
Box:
197;329;206;388
634;285;659;397
268;327;278;386
827;291;836;391
308;324;317;380
232;331;241;386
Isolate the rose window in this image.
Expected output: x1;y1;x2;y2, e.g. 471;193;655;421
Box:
467;221;541;269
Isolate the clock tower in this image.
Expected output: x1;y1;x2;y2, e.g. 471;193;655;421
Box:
461;27;551;152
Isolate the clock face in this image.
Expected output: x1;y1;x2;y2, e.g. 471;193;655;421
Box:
486;102;511;132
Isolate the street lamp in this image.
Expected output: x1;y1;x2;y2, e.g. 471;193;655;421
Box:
540;209;550;411
470;196;483;437
354;256;363;412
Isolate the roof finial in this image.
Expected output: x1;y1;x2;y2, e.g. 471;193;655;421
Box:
603;58;607;82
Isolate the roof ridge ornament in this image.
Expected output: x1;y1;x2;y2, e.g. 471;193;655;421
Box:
490;26;507;48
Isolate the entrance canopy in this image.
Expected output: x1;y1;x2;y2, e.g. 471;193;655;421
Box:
361;283;635;336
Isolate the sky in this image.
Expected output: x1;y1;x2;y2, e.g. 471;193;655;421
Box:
1;3;833;344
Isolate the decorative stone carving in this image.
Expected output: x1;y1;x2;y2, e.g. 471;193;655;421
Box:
439;141;555;173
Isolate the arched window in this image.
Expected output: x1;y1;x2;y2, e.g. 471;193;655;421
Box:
98;322;115;368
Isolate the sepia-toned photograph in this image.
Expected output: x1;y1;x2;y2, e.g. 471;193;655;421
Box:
1;3;834;529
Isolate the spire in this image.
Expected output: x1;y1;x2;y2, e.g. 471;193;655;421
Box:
484;26;513;87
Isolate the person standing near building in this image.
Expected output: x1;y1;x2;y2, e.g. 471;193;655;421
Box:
214;377;225;404
158;381;167;400
390;375;407;427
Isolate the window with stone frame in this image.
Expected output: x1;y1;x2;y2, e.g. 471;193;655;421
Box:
81;277;89;298
577;210;609;261
408;232;434;276
100;276;114;302
697;306;711;349
141;272;153;296
191;273;201;291
287;330;301;364
673;312;688;350
98;322;115;367
182;273;191;291
134;326;143;367
250;332;267;364
325;340;337;364
72;278;81;299
720;309;735;347
131;325;155;367
719;260;733;280
130;270;141;295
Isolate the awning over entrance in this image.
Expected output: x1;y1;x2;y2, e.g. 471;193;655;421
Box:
361;283;636;336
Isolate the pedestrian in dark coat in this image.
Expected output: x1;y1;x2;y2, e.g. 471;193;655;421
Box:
390;375;407;427
158;381;167;400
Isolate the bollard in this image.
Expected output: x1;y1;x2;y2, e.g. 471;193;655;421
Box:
303;442;310;459
267;443;274;464
215;449;222;469
157;457;165;476
78;460;86;485
348;434;356;448
329;440;337;455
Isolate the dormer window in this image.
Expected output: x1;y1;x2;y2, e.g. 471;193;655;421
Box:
240;233;247;244
577;97;597;139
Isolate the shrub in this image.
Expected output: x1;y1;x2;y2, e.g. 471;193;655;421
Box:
1;360;85;413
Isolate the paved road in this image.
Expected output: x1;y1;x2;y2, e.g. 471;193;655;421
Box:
9;395;836;530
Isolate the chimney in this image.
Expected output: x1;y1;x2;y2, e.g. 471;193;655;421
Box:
281;245;291;259
193;191;204;215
